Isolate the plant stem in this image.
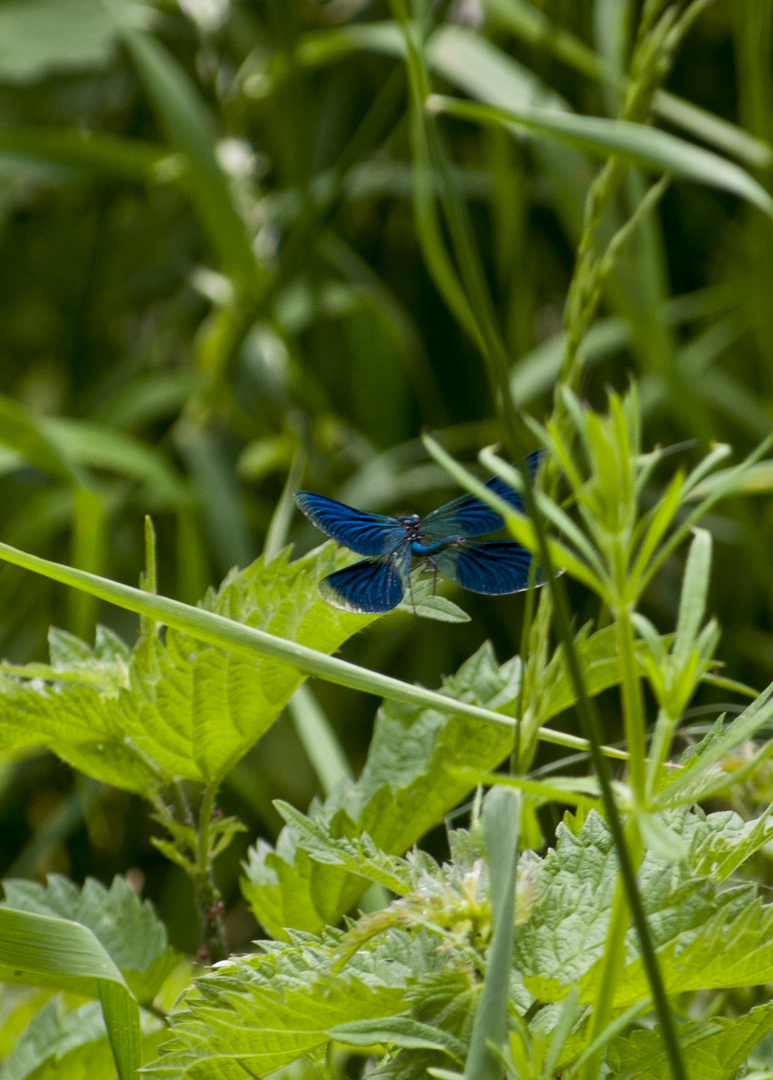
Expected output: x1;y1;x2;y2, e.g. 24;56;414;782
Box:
194;781;227;964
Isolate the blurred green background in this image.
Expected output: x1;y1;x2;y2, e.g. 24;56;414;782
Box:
0;0;770;953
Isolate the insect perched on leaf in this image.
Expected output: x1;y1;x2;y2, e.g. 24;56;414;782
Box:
294;451;544;613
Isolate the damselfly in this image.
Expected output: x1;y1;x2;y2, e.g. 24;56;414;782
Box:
295;451;543;613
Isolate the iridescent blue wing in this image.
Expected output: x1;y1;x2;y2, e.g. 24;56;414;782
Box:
295;491;405;556
421;449;543;541
319;557;405;613
433;541;540;595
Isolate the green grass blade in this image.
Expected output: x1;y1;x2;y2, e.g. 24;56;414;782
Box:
0;537;625;760
428;95;773;219
463;787;520;1080
0;906;140;1079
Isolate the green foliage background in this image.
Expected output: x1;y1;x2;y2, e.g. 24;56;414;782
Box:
0;0;772;1074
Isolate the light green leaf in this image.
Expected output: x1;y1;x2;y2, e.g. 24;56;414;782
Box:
2;995;165;1080
273;801;414;896
142;935;408;1079
0;535;611;769
672;528;712;663
607;1004;773;1080
515;807;773;1007
0;0;125;83
243;624;632;937
1;875;179;1006
328;1017;466;1061
0;907;140;1080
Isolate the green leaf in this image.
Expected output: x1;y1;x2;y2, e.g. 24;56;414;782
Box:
428;95;773;221
514;807;773;1008
0;127;163;179
243;641;523;937
243;625;631;937
0;0;124;84
607;1004;773;1080
273;801;414;896
2;995;165;1080
328;1017;466;1061
142;934;408;1079
0;535;609;772
0;544;385;791
0;906;140;1079
1;875;179;1005
656;680;773;807
672;529;712;664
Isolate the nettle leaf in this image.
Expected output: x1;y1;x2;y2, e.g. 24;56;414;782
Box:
243;627;633;938
143;931;410;1079
516;806;773;1006
607;1003;773;1080
2;994;165;1080
0;543;377;792
1;875;179;1005
243;641;519;937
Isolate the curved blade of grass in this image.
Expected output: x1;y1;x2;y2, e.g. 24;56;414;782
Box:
483;0;773;169
463;787;520;1079
0;538;627;761
0;906;140;1079
428;95;773;219
0;127;163;178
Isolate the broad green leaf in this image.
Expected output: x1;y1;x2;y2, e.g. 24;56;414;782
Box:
142;934;408;1079
273;801;414;896
243;641;523;937
0;907;140;1080
515;807;773;1007
607;1003;773;1080
0;535;608;764
243;628;629;937
328;1017;466;1061
1;875;179;1006
0;0;126;83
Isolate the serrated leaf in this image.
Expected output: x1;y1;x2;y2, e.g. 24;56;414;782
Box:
514;807;773;1008
143;935;409;1079
0;543;380;792
3;995;164;1080
607;1003;773;1080
273;801;413;895
0;906;140;1079
243;626;634;937
1;875;178;1005
328;1017;466;1061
